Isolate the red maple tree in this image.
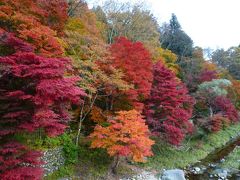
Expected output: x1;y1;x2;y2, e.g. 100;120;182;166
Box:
198;69;218;83
213;96;239;123
0;30;85;179
0;142;43;180
145;61;194;145
110;37;153;111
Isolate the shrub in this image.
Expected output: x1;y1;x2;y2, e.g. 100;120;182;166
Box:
210;114;231;132
213;96;239;122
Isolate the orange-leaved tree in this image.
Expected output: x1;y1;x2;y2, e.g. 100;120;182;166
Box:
0;0;67;57
89;110;154;173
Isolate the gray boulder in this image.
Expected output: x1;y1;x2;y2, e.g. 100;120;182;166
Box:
161;169;186;180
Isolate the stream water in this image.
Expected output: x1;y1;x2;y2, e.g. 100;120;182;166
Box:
186;136;240;180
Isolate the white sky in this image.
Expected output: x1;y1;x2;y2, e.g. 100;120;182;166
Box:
88;0;240;50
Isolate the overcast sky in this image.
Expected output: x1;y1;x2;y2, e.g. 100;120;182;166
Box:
88;0;240;50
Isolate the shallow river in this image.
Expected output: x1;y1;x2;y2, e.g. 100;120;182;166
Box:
186;136;240;179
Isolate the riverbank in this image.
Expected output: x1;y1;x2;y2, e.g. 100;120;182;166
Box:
220;145;240;170
142;123;240;172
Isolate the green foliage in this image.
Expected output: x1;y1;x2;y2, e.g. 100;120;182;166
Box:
77;143;112;178
43;133;78;165
13;130;45;149
190;128;208;141
100;0;160;47
211;47;240;79
198;79;232;97
15;132;78;165
62;134;78;165
79;145;110;165
160;14;193;58
44;165;75;180
44;136;62;148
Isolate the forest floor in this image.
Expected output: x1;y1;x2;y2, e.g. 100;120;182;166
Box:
45;123;240;180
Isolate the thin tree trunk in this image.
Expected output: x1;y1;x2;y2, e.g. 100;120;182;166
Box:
76;93;98;146
111;155;120;174
76;97;85;146
209;106;213;117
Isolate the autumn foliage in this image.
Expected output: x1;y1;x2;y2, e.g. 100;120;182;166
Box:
145;61;194;145
110;37;153;111
1;0;240;178
213;96;239;123
195;61;218;83
89;110;154;162
0;31;85;136
0;142;43;180
229;80;240;110
0;0;67;56
198;69;218;83
0;29;85;178
210;114;230;132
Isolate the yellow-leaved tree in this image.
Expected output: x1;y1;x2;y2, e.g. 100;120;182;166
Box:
153;47;179;74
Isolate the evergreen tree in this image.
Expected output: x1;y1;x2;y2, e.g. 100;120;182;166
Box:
161;14;193;59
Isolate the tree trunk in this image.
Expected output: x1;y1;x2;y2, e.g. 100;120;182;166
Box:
111;155;120;174
75;93;98;146
76;119;83;146
209;106;213;117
